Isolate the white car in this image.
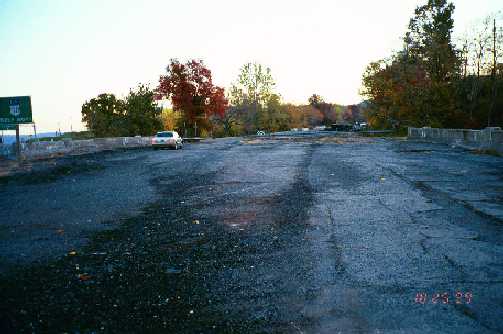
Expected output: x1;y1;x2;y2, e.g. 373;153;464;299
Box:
257;130;266;136
151;131;183;150
354;122;369;131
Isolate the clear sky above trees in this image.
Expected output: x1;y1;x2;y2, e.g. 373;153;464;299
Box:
0;0;501;132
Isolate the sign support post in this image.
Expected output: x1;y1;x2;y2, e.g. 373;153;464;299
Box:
15;124;21;161
33;123;38;141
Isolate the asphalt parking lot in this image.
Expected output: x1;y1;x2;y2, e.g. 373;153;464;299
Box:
1;135;502;333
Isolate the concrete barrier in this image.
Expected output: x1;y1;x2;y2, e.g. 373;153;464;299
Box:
408;127;503;154
0;137;152;160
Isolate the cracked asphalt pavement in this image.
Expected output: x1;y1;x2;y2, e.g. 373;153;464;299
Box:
1;135;503;333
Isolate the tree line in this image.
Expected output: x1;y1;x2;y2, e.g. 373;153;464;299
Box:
361;0;503;130
81;59;363;137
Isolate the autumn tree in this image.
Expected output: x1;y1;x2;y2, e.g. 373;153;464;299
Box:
343;105;363;123
210;106;243;137
160;108;180;131
308;94;339;125
362;0;464;128
155;59;228;136
308;94;324;107
284;104;305;129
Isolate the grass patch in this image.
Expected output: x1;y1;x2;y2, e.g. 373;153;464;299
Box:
28;131;95;143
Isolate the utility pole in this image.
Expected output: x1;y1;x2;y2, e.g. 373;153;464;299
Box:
488;18;498;127
255;65;259;133
494;18;497;77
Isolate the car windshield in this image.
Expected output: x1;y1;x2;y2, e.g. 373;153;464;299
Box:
156;132;173;138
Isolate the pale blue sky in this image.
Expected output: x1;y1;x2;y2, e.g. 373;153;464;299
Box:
1;0;501;132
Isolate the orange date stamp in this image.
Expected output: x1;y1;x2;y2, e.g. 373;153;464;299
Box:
414;291;472;305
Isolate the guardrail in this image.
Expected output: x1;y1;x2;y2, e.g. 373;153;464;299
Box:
0;137;153;160
408;127;503;154
182;137;203;142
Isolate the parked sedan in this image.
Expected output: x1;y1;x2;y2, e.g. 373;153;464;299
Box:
151;131;183;150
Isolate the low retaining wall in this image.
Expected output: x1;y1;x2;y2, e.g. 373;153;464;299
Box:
408;127;503;154
0;137;152;160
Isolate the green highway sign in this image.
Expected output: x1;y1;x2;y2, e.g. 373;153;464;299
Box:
0;96;32;124
0;123;17;130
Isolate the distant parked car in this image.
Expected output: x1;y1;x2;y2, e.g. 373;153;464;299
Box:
151;131;183;150
257;130;266;136
301;127;310;131
353;122;369;131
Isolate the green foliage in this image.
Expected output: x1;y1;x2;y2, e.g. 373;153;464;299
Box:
124;84;163;136
230;63;275;108
81;94;126;137
81;85;163;137
405;0;459;83
224;63;329;134
226;63;279;134
257;94;290;132
64;131;95;140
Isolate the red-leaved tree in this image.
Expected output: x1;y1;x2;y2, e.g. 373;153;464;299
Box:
155;59;228;135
